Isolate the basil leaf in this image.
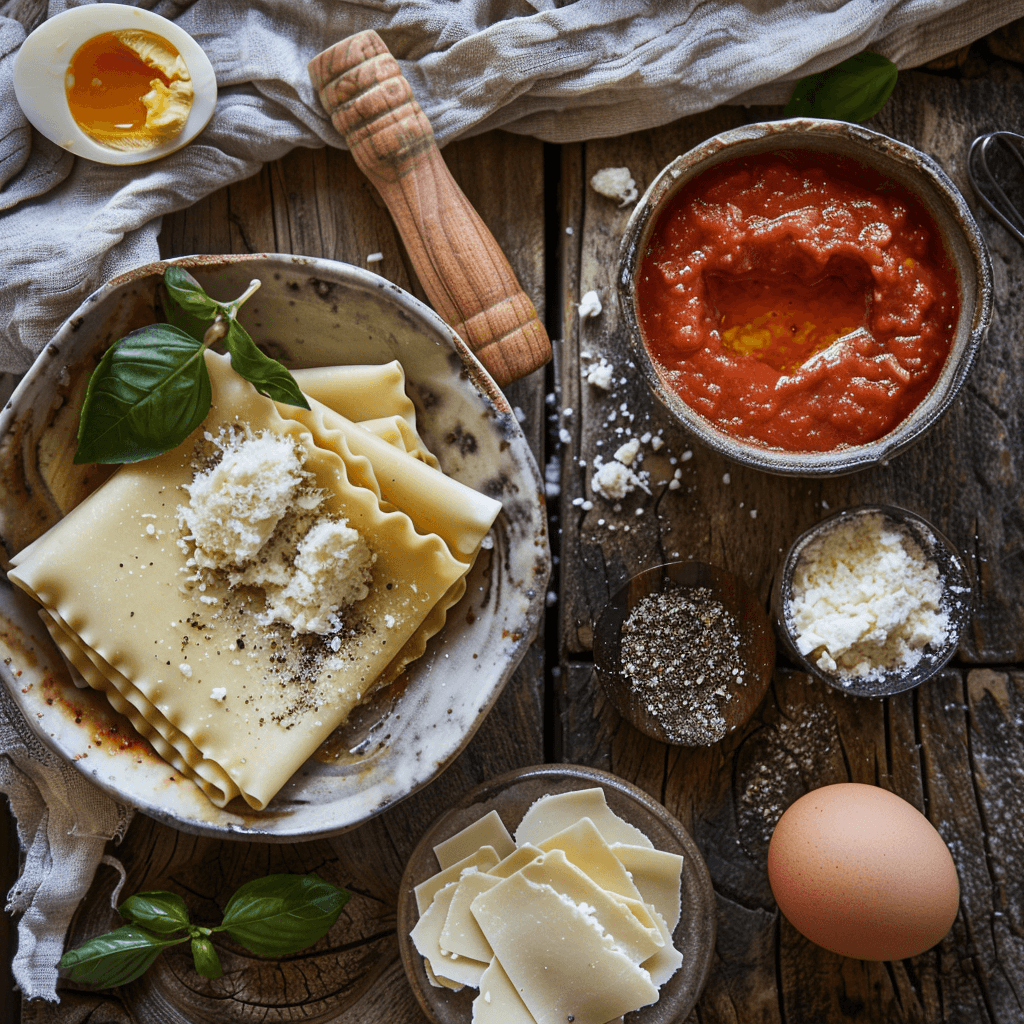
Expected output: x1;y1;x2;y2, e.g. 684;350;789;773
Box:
223;320;310;409
191;936;223;979
119;892;190;936
163;265;219;323
785;52;898;123
218;874;351;956
74;324;212;465
60;925;187;989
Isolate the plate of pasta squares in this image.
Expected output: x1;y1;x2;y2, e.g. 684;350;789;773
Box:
0;253;549;840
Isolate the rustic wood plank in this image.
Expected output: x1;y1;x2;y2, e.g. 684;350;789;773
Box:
557;65;1024;1024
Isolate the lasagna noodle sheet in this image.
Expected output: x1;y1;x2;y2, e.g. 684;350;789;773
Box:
291;362;441;470
9;353;501;809
282;398;500;563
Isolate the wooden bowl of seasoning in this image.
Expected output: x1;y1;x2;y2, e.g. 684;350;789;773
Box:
771;504;972;698
618;117;993;476
594;561;775;745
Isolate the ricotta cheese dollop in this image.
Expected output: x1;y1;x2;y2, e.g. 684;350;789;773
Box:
179;430;374;634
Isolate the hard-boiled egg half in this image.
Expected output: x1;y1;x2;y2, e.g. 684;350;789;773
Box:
14;3;216;165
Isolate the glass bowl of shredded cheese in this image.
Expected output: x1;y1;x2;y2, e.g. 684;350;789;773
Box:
772;504;972;697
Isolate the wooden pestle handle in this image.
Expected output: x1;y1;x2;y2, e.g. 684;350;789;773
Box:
308;31;552;387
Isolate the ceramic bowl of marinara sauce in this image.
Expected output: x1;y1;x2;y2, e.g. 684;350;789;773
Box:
618;118;993;476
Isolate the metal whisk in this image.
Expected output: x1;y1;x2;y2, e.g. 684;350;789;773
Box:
967;131;1024;247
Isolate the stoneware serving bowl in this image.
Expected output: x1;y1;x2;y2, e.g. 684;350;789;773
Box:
618;117;993;477
0;254;550;840
771;504;972;698
397;764;717;1024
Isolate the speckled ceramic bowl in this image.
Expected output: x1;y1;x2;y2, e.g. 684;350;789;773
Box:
618;118;993;477
0;254;550;840
771;504;972;697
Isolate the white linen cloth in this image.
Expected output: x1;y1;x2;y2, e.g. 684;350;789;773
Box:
0;0;1022;1004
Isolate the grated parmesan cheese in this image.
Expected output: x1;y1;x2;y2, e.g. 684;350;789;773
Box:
787;512;949;681
179;430;374;635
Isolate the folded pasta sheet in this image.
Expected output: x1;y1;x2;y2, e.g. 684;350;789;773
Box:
8;353;501;810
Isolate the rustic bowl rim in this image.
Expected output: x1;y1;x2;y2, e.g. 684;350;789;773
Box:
617;116;994;477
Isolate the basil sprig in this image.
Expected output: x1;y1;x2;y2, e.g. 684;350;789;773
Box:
60;873;351;989
785;52;898;123
74;266;309;466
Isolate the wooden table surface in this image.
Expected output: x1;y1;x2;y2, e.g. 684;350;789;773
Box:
6;14;1024;1024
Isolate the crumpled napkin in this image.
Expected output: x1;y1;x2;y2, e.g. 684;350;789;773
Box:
1;0;1022;375
0;682;133;1002
1;0;1022;1006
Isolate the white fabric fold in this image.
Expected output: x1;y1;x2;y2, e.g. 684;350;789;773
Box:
0;681;133;1003
1;0;1022;373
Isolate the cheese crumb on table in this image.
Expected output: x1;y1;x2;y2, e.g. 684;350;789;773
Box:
787;512;950;681
590;167;639;207
583;355;615;390
577;290;603;319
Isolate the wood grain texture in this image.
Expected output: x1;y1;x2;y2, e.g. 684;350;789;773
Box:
308;31;551;385
555;68;1024;1024
12;132;547;1023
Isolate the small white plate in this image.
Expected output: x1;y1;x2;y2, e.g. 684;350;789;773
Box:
14;4;217;165
0;254;549;840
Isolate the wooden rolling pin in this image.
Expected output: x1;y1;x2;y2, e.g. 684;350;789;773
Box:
308;31;551;388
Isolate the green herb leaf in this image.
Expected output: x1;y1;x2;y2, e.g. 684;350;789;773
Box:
784;52;898;123
74;324;212;465
164;265;309;409
163;265;220;325
223;320;310;409
60;925;187;989
190;936;223;979
217;874;351;956
119;892;191;936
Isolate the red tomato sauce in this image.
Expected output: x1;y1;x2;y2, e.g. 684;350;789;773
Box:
636;150;959;452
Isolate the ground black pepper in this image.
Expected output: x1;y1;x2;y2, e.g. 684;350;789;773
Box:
620;583;745;745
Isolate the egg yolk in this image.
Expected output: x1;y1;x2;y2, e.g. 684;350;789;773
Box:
64;30;187;148
707;270;870;374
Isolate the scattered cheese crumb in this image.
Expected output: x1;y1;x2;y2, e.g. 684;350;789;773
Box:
583;357;615;390
178;663;192;678
210;687;227;701
614;438;641;466
590;166;639;207
366;252;384;263
577;290;603;319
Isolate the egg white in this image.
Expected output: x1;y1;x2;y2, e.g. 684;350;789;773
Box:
13;3;217;166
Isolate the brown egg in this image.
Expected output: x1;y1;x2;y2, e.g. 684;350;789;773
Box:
767;783;959;960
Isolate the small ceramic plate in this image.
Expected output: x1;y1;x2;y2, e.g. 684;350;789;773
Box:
0;254;549;840
397;764;717;1024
